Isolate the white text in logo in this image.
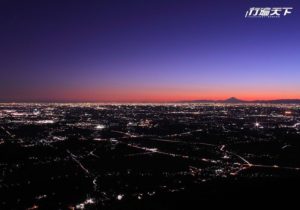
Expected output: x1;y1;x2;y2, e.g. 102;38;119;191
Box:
245;7;293;18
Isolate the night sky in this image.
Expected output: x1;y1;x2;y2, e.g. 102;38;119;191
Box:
1;0;299;102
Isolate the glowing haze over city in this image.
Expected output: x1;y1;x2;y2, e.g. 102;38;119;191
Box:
1;0;300;102
1;1;300;209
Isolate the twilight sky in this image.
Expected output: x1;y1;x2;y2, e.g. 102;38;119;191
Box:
0;0;299;102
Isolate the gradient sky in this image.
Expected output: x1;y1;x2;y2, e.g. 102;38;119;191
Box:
0;0;299;102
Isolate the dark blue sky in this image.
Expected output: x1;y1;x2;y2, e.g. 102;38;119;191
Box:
0;0;299;101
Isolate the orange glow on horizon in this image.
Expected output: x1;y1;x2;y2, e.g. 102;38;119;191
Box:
2;86;300;102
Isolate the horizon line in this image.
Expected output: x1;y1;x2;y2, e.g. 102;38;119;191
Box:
1;97;300;104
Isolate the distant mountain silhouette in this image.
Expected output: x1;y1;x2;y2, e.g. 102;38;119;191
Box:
222;97;245;103
252;99;300;104
184;97;300;104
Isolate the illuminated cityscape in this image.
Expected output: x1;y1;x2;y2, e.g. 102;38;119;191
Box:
0;103;300;209
1;0;300;208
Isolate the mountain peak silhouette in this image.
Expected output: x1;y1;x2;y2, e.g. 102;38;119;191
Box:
223;97;243;103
